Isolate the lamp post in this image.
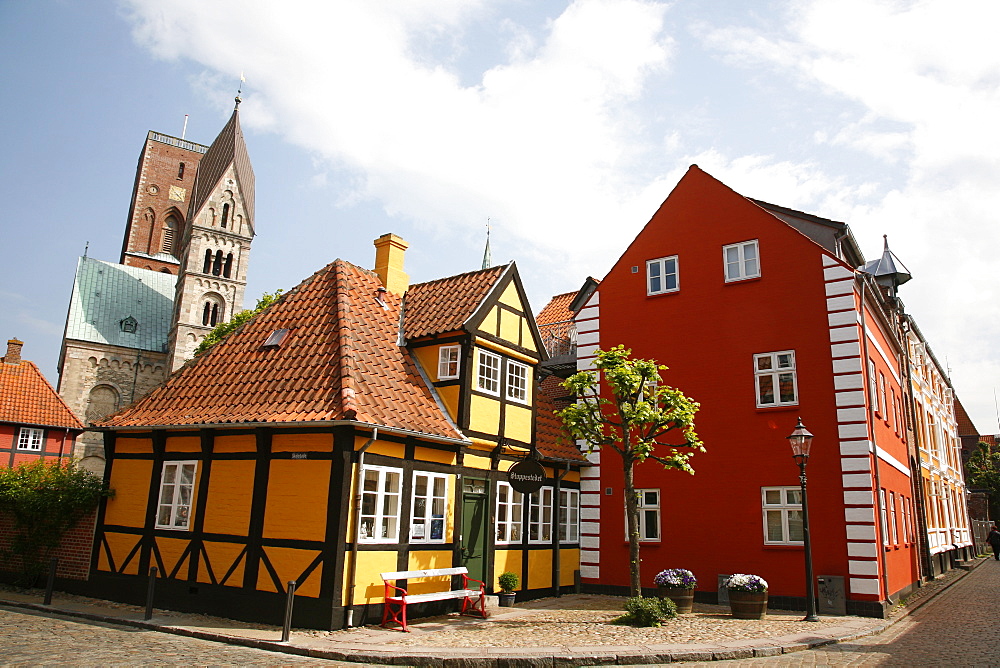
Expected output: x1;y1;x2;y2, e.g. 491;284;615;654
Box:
787;417;819;622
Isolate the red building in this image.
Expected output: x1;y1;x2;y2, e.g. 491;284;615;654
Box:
572;166;928;617
1;338;84;467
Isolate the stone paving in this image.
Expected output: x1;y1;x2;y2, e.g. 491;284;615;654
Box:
0;557;994;666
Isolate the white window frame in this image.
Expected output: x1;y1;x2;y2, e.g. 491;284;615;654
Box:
878;372;887;418
762;486;804;545
890;491;899;546
634;489;660;542
723;239;760;282
410;471;448;543
527;487;554;544
16;427;43;451
868;359;879;412
506;360;529;404
495;481;523;544
477;349;501;396
358;465;402;543
880;488;890;546
155;461;197;531
646;255;679;295
558;489;580;542
754;351;798;407
437;344;460;380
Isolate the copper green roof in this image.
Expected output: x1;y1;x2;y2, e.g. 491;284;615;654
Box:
63;257;176;353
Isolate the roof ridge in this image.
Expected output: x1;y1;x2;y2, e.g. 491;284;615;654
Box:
410;263;507;289
333;260;358;420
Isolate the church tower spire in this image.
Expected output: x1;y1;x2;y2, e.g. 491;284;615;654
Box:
167;102;256;371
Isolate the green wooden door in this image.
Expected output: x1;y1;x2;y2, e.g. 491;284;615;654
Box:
460;478;488;583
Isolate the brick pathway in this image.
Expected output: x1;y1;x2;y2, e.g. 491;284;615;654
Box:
670;558;1000;666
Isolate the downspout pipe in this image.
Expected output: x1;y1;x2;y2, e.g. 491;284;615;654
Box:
857;274;892;605
345;427;377;628
553;463;571;597
901;318;934;580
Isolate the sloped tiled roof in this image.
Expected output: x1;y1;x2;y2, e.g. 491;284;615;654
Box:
954;397;980;438
403;265;507;339
98;260;464;440
537;291;575;343
189;107;255;230
0;357;84;431
535;383;585;462
64;257;176;352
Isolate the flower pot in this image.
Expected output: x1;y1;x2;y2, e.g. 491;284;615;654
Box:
728;590;768;619
656;586;694;614
498;592;516;607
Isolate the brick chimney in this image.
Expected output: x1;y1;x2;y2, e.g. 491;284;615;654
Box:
4;338;23;365
373;233;409;294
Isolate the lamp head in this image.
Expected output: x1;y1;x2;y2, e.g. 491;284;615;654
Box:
787;417;814;461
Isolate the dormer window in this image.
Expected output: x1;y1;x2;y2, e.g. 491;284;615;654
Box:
262;328;290;349
120;316;138;333
438;345;460;380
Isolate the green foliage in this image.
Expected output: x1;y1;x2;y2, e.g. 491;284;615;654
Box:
967;441;1000;518
617;596;678;627
498;571;519;593
194;290;284;357
557;345;702;597
0;460;113;586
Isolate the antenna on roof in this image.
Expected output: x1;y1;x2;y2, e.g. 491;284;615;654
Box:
235;71;245;108
182;114;189;140
83;241;89;259
482;218;492;270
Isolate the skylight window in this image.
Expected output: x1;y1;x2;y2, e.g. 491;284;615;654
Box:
261;328;290;349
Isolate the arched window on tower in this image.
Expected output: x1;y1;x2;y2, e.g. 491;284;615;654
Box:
161;215;178;255
202;302;211;326
211;303;220;326
224;253;233;278
204;249;213;274
213;250;223;276
221;203;230;229
201;293;225;327
177;162;185;180
86;385;120;426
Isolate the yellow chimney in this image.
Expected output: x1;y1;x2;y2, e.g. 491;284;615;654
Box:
373;233;409;294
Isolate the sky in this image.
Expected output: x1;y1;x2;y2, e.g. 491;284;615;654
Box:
2;0;999;433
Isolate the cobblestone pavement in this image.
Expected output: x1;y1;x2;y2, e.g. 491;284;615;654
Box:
669;558;1000;667
0;606;367;667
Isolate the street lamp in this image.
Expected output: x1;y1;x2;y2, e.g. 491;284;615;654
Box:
787;417;819;622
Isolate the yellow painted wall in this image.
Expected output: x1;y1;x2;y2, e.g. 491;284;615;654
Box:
438;385;460;421
263;460;330;541
405;550;457;595
475;338;537;364
482;306;501;337
258;546;323;597
520;319;537;353
155;536;191;578
356;436;406;458
99;532;142;575
505;404;532;444
499;309;521;345
493;550;523;591
166;436;200;452
104;459;153;528
528;550;553;589
559;549;580;586
469;394;500;435
199;540;247;587
412;344;441;382
413;446;457;466
498;282;520;309
347;550;399;604
115;438;152;454
214;433;255;453
273;433;333;452
562;471;580;483
464;453;492;471
203;460;255;536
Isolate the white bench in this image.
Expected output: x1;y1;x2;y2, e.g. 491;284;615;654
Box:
380;567;487;632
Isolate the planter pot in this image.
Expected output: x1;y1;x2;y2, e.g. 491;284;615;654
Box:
728;590;768;619
656;586;695;614
498;592;516;607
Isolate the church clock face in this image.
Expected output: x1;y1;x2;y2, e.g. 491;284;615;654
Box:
168;185;187;202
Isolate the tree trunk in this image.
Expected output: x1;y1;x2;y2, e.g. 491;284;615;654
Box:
622;454;642;597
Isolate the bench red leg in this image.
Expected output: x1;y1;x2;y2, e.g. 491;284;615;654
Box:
461;594;488;619
381;600;410;632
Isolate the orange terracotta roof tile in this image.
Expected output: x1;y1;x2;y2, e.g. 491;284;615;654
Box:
537;292;576;358
98;260;464;441
536;292;575;327
535;382;586;462
0;356;84;431
404;265;507;339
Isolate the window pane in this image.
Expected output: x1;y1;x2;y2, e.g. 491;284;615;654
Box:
726;246;740;264
158;484;174;506
158;505;173;526
756;356;773;371
766;510;784;541
785;489;801;505
163;466;176;484
180;465;195;485
363;471;378;491
778;372;796;403
787;510;804;541
430;519;443;540
743;242;757;261
758;375;775;404
777;353;793;368
433;478;445;496
764;489;781;505
174;506;190;527
643;510;658;538
643;491;657;506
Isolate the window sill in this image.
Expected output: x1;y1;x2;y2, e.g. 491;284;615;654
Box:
755;404;799;413
646;290;680;298
762;544;804;550
724;276;762;285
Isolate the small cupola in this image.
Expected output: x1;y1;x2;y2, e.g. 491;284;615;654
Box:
860;235;911;299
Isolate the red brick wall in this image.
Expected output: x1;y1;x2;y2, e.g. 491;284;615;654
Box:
0;508;96;581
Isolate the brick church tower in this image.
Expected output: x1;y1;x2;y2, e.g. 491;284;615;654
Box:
58;102;255;471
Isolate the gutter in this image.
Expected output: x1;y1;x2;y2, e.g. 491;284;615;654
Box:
345;427;377;628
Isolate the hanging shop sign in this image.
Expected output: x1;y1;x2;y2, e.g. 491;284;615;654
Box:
507;458;545;494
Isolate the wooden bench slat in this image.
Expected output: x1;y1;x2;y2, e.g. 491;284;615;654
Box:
380;567;469;580
385;589;481;604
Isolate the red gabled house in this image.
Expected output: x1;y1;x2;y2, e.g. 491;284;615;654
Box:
572;165;938;617
1;338;84;467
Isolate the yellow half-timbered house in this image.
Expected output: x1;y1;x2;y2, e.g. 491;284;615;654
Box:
91;234;585;629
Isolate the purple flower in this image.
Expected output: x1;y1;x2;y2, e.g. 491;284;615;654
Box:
653;568;697;588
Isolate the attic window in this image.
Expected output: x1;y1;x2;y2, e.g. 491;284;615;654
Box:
261;328;290;349
120;316;138;333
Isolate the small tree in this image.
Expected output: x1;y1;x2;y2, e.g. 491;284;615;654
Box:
558;345;703;597
0;460;113;586
967;441;1000;520
194;289;283;356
